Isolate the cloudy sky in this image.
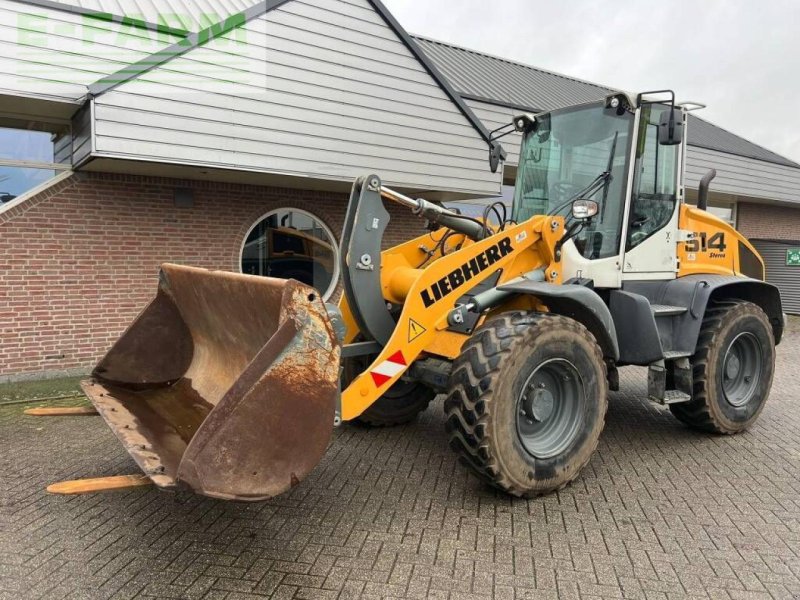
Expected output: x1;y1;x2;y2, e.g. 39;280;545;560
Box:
384;0;800;163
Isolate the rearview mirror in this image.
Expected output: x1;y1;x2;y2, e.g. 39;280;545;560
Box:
658;108;684;146
572;199;599;220
489;143;507;173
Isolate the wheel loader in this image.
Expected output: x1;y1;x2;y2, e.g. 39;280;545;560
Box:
45;90;784;501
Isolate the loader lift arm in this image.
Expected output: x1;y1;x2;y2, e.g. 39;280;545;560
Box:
338;175;548;420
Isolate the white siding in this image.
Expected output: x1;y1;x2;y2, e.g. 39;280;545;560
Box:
686;146;800;205
90;0;501;196
0;0;185;102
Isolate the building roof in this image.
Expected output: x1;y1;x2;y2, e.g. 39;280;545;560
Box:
413;36;611;112
413;36;800;169
685;115;798;168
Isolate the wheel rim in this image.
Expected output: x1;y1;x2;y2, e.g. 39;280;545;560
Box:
722;332;763;408
516;359;586;460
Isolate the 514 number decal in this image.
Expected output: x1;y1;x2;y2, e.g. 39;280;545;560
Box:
685;232;727;254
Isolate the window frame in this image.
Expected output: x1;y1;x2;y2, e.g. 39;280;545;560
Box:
0;123;71;204
239;207;341;302
706;202;737;227
513;102;637;260
625;104;681;252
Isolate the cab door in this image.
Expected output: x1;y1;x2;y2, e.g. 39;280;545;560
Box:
622;104;684;280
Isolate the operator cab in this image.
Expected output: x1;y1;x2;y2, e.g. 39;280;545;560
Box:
511;92;685;287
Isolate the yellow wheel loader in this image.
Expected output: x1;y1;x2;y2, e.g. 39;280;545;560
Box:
63;91;783;501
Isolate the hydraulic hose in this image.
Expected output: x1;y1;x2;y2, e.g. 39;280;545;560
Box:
380;186;487;241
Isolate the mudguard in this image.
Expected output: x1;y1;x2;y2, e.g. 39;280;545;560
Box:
624;275;784;356
498;280;620;360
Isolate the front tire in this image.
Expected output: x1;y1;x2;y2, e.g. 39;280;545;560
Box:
670;300;775;434
357;380;435;427
444;312;608;497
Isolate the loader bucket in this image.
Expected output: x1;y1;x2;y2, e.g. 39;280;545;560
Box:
81;264;340;501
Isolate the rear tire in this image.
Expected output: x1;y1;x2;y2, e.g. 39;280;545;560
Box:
444;312;607;497
670;300;775;434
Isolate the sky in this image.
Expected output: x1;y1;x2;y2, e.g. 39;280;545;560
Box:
383;0;800;164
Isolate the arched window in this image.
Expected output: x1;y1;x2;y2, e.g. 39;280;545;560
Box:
241;208;339;300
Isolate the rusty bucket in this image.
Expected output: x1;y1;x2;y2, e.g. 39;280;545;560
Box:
81;264;340;501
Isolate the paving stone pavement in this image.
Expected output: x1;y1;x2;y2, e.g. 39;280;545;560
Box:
2;327;799;600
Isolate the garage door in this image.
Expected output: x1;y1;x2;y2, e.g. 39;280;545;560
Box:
752;239;800;315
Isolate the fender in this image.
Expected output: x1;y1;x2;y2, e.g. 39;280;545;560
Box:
498;280;620;360
624;275;784;357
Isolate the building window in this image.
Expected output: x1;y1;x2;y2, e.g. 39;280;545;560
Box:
707;203;737;227
0;126;70;204
241;208;339;300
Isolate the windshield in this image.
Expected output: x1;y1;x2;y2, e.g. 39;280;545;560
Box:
513;102;635;259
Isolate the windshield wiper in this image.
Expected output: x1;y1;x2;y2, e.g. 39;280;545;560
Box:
548;170;612;216
599;132;619;221
548;132;619;218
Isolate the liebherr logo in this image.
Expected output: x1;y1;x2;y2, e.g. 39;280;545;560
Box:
420;237;514;308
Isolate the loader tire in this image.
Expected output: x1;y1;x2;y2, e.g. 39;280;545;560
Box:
343;353;435;427
356;380;436;427
670;300;775;434
445;312;607;497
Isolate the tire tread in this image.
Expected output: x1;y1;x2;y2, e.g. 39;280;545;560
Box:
444;311;607;497
670;300;772;434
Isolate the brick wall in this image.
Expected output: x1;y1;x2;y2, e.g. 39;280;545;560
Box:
737;202;800;242
0;172;427;381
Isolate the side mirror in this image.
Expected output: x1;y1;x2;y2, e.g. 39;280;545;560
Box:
572;199;599;221
489;143;507;174
658;108;684;146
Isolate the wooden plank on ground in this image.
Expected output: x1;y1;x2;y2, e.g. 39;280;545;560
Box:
47;475;153;495
25;407;98;416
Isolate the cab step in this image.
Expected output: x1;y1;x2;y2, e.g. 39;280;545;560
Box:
651;304;688;317
654;390;692;405
647;359;692;406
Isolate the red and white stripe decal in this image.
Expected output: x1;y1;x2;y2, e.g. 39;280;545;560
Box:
370;351;407;388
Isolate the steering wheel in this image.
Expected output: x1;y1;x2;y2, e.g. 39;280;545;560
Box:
550;181;585;206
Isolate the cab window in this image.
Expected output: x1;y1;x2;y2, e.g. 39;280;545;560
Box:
626;105;680;250
513;103;635;260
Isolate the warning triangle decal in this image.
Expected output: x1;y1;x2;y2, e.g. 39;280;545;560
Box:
371;372;393;387
408;319;427;343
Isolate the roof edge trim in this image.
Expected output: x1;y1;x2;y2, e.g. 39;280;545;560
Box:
460;94;541;115
366;0;496;150
88;0;292;97
9;0;190;38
